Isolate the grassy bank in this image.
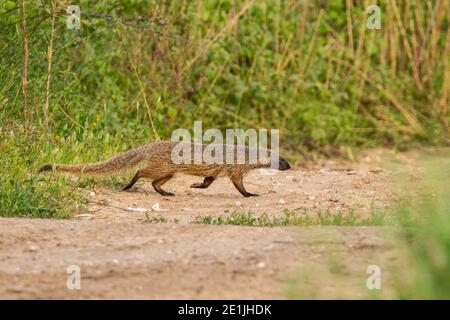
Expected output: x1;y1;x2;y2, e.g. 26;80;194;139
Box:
195;208;388;226
2;1;448;144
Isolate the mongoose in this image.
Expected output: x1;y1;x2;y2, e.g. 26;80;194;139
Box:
38;140;291;197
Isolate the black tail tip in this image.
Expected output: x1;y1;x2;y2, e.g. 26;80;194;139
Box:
38;164;53;173
279;158;291;171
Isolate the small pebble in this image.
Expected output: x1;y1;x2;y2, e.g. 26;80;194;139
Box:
152;203;165;211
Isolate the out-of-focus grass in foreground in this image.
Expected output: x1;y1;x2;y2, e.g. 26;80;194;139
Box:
285;151;450;299
393;152;450;299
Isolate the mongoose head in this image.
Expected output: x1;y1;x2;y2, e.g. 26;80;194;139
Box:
278;157;291;171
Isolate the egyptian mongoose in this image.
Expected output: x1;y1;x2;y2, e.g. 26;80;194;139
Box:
39;140;291;197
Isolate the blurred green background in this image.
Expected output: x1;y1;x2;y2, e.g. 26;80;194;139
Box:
2;0;449;147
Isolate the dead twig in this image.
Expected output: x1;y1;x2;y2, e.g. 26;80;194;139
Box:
21;0;29;124
44;1;56;128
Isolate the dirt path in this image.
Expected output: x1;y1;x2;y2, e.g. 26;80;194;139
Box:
0;221;400;299
82;159;395;224
0;153;407;299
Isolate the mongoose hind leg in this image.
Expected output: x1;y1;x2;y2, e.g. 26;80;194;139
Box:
123;171;142;190
230;174;259;197
152;175;175;196
190;176;216;189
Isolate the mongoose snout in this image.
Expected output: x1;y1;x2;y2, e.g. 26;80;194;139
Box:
278;157;291;171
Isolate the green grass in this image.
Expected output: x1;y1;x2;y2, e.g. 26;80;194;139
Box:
195;208;389;227
0;124;137;218
143;213;179;224
0;177;72;218
391;155;450;299
1;1;449;147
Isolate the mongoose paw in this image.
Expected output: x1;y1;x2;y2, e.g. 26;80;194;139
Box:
243;192;259;197
190;183;204;188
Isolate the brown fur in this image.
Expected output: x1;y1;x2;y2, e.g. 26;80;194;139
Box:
38;141;291;197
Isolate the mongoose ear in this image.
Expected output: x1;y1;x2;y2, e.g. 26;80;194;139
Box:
38;164;53;173
278;157;291;171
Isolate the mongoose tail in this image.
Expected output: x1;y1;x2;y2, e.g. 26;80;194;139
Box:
38;147;148;176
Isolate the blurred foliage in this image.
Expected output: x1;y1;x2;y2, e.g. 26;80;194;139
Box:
1;0;448;147
393;153;450;299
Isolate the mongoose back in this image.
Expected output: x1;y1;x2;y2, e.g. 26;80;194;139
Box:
38;140;291;197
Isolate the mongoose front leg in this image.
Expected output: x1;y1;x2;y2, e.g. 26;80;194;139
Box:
123;171;141;190
190;176;216;189
152;175;175;196
230;175;259;197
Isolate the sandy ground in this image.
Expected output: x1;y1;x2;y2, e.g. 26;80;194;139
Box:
0;150;411;299
80;158;395;224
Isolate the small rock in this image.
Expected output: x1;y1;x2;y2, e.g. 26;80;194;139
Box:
259;169;278;175
369;167;383;173
308;195;316;201
278;199;286;205
127;207;149;213
28;245;39;252
77;213;93;218
235;201;243;208
152;203;166;211
257;262;266;269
